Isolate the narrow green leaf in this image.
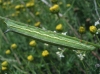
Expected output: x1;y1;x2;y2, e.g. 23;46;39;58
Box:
4;19;98;51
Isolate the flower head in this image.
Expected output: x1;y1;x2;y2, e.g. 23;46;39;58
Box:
29;40;36;47
56;51;64;58
27;55;34;61
15;5;20;10
61;32;67;35
11;43;17;49
15;4;24;10
79;26;85;34
35;12;40;16
89;25;97;33
26;2;34;8
1;61;8;67
2;66;7;71
73;50;86;60
56;24;63;31
42;50;49;57
66;4;71;7
50;4;59;13
77;54;85;60
34;22;41;27
5;50;11;55
56;48;65;60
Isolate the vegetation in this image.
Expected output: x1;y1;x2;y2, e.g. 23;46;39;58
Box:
0;0;100;74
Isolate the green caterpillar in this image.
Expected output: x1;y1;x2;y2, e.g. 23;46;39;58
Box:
0;16;99;51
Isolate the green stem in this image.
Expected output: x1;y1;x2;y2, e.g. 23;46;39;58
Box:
81;60;88;74
12;65;28;74
27;61;36;74
50;60;60;74
95;34;100;43
35;46;52;74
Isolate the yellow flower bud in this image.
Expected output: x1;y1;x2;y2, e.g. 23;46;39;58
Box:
20;4;24;8
89;26;97;33
27;55;34;61
11;43;17;49
5;50;11;55
35;12;40;16
56;24;63;31
50;4;59;13
34;22;41;27
15;4;24;10
66;4;71;7
42;50;49;57
79;26;85;34
29;40;36;47
15;5;21;10
1;61;8;67
2;66;7;71
26;2;34;8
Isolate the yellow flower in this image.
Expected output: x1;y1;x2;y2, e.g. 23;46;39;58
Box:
35;12;40;16
29;40;36;47
15;4;24;10
5;50;11;54
27;55;34;61
20;4;24;8
66;4;71;7
26;2;34;8
11;43;17;49
15;5;21;10
89;26;97;33
1;61;8;67
3;1;11;6
56;24;63;31
2;66;7;71
50;4;59;13
42;50;49;57
79;26;85;33
34;22;41;27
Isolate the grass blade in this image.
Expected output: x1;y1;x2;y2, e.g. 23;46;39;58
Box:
4;19;98;51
